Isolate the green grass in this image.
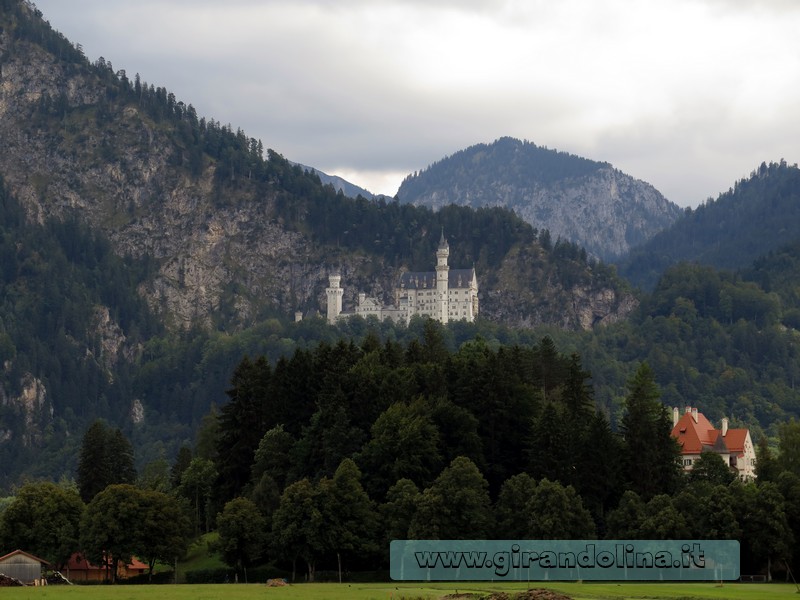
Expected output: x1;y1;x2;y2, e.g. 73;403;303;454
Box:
2;582;798;600
173;531;226;582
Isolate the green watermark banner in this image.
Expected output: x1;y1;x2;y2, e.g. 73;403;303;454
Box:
390;540;740;581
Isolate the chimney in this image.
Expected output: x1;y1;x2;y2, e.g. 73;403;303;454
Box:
672;407;679;427
691;407;698;423
721;417;729;437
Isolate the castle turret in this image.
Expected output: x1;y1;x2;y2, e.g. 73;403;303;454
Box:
326;273;343;324
436;230;449;324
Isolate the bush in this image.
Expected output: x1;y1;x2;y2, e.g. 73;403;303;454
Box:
184;568;233;584
123;571;177;585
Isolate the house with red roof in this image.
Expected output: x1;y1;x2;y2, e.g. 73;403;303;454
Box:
64;552;148;582
670;406;756;480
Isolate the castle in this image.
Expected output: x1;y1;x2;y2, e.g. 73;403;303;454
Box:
326;233;479;325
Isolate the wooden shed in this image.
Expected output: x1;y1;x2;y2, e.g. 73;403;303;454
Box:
0;550;49;584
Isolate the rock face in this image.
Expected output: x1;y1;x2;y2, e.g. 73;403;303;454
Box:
397;137;683;261
0;373;50;446
482;243;637;330
0;20;318;329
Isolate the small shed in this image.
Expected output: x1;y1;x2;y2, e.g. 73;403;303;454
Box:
0;550;49;584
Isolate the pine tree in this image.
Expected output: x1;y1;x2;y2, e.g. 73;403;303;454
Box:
215;356;271;502
77;420;136;503
620;363;681;499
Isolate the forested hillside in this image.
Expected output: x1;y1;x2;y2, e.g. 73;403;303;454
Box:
621;160;800;289
572;262;800;443
0;178;160;485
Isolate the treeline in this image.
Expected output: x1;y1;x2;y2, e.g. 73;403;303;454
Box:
4;332;800;583
169;330;797;580
0;419;184;584
0;0;86;65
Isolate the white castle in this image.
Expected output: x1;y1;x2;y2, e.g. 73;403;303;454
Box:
326;232;479;325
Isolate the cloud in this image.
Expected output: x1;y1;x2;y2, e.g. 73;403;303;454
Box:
32;0;800;205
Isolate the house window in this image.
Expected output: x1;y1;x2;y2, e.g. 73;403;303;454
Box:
683;458;693;467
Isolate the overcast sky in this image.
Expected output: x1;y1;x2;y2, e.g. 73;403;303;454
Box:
32;0;800;207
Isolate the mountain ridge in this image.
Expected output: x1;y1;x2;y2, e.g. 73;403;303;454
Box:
397;137;684;261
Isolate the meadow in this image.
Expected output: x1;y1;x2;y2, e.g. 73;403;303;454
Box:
1;581;798;600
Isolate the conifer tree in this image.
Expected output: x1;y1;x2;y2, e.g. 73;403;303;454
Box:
77;419;136;503
620;363;681;499
215;356;271;502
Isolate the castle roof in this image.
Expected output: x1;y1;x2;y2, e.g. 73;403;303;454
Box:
399;268;476;290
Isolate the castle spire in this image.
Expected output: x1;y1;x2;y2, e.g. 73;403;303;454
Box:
436;229;449;324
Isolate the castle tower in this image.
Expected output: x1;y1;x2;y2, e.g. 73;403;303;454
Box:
326;273;343;324
436;230;449;323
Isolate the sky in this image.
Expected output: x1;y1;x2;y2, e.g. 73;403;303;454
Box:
31;0;800;207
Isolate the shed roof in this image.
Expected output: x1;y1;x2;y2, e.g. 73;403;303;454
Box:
0;549;50;566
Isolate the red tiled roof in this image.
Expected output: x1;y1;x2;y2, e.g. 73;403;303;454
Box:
671;410;716;454
671;408;749;457
723;429;749;456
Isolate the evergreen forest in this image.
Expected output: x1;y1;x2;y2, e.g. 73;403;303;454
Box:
3;332;800;583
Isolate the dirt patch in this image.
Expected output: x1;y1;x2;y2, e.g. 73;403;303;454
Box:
482;590;572;600
512;590;572;600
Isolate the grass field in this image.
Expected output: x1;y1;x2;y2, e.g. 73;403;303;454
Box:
1;581;798;599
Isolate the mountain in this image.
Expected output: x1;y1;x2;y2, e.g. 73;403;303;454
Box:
0;1;637;487
290;162;375;199
621;160;800;290
396;137;683;262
